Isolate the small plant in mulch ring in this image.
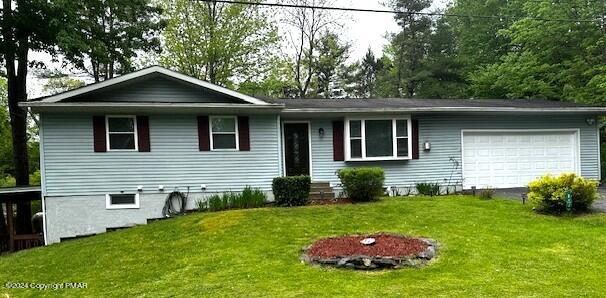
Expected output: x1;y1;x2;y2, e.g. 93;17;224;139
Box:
300;234;438;270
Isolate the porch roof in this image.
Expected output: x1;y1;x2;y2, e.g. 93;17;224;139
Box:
0;187;42;202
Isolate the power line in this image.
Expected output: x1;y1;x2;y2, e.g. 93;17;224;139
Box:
195;0;601;23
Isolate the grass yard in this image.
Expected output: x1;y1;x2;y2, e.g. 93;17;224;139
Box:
2;196;606;297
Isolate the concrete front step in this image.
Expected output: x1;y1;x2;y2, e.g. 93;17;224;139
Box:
309;181;336;200
309;191;336;200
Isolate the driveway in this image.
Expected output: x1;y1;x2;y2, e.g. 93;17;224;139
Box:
493;187;606;213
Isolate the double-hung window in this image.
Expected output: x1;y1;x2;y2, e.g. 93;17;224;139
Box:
106;116;138;151
346;117;412;161
210;116;239;150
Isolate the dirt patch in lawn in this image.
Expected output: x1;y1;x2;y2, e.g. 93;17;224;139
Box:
301;234;437;270
308;198;353;205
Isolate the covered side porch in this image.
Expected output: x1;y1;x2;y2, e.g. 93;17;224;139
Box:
0;187;44;254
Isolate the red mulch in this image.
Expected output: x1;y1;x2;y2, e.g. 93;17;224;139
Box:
307;234;428;258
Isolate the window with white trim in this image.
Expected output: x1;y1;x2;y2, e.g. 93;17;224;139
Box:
210;116;239;150
106;193;140;209
107;116;138;151
346;118;412;161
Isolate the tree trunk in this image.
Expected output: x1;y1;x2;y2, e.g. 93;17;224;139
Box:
3;1;32;234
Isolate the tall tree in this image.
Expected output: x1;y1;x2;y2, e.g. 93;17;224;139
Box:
415;17;467;98
58;0;165;82
469;0;606;101
0;0;61;233
356;48;380;98
160;0;278;87
282;0;340;98
389;0;433;97
314;31;350;98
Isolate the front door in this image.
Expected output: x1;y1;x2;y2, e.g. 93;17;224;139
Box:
283;123;310;176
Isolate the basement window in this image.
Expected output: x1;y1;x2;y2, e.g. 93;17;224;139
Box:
345;117;412;161
106;193;140;209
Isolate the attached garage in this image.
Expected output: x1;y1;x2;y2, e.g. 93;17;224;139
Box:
462;130;580;189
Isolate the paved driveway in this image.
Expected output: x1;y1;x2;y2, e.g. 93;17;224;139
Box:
493;187;606;213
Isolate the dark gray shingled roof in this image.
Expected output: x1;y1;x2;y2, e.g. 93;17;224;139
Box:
266;98;594;109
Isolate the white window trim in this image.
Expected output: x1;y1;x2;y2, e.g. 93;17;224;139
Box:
106;193;140;210
345;116;412;161
106;115;139;152
209;116;240;151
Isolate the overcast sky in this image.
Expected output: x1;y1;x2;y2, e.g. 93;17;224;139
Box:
28;0;450;97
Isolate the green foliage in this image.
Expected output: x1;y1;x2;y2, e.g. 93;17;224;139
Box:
160;0;278;87
528;173;598;214
416;182;440;196
197;186;267;212
42;76;85;95
58;0;165;82
272;176;311;207
337;168;385;202
314;31;351;98
478;188;495;200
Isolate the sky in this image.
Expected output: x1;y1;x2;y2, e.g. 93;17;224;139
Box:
28;0;450;98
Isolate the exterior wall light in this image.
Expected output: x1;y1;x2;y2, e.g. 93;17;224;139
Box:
586;118;596;126
424;141;431;151
318;128;325;138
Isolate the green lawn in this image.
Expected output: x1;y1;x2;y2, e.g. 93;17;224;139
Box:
2;196;606;297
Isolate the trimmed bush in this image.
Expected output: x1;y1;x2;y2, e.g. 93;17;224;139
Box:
416;182;440;196
272;176;311;206
337;167;385;202
528;173;598;213
198;186;267;212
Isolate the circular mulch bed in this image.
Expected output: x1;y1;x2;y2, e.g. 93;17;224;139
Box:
301;234;437;270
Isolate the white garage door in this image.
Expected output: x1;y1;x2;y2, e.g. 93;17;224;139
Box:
462;130;579;189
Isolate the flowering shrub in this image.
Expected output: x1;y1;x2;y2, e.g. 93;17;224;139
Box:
528;173;598;213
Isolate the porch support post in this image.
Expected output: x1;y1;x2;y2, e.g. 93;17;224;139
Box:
6;202;14;252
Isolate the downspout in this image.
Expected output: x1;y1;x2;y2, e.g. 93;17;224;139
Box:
277;114;283;177
38;113;48;245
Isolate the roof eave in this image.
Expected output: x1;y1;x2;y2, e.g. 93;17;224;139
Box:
280;107;606;114
23;102;285;114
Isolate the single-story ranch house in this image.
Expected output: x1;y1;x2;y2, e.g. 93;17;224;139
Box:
22;66;606;244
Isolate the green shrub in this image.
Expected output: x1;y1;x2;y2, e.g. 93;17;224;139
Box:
198;186;267;212
528;173;598;213
337;167;385;202
272;176;311;206
416;182;441;196
478;188;495;200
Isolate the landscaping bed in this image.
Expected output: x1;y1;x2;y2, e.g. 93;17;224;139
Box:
302;234;436;270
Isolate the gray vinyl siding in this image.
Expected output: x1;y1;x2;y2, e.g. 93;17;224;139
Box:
310;114;600;189
41;113;280;197
69;74;241;103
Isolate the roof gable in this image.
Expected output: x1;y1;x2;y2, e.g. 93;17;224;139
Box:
36;66;269;105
